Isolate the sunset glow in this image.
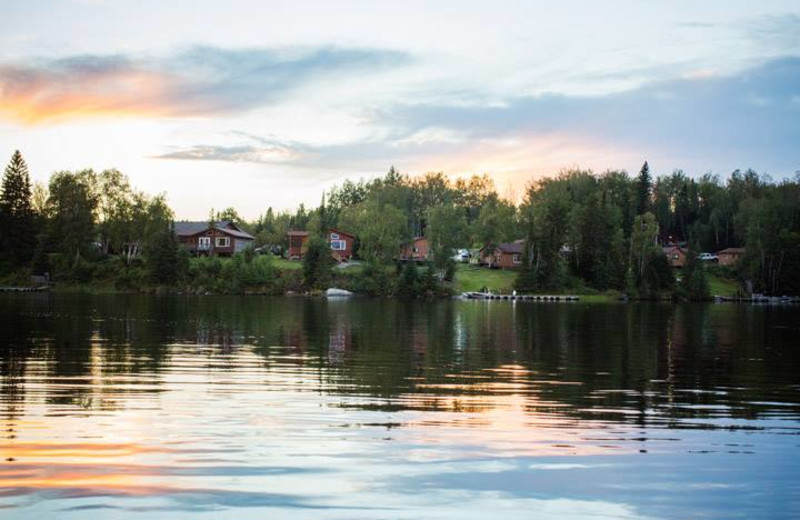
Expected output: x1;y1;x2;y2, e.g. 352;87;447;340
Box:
0;1;798;218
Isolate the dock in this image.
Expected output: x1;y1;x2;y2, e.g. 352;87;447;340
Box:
0;286;50;292
463;292;579;302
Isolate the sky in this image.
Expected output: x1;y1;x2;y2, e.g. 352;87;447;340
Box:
0;0;798;219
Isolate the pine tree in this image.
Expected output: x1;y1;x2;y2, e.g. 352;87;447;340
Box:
681;241;710;301
635;161;652;215
0;150;36;267
148;226;180;285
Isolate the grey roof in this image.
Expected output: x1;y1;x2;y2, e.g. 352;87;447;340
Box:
174;220;254;240
497;240;524;254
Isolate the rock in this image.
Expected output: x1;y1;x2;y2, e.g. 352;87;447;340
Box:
325;288;354;297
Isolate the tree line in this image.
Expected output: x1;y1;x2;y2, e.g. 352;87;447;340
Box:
2;150;798;296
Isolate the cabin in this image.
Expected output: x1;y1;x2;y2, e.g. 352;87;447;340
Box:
287;230;309;259
327;228;355;262
662;245;687;268
399;237;429;262
175;220;255;256
287;228;356;261
481;240;525;269
717;247;745;266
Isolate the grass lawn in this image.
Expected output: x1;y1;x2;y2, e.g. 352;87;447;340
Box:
270;256;302;270
454;264;517;293
708;272;739;297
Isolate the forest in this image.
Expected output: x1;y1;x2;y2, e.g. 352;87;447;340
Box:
1;150;799;298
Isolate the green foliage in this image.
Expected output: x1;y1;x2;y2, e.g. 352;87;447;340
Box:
302;236;334;289
635;161;652;215
338;198;407;264
348;262;394;296
426;204;467;274
629;213;674;297
396;261;419;297
680;242;710;301
147;227;181;285
0;150;37;268
46;170;98;260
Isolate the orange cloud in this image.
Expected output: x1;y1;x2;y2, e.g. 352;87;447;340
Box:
0;66;180;124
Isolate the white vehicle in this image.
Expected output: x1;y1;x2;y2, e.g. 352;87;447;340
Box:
698;253;719;262
452;249;470;262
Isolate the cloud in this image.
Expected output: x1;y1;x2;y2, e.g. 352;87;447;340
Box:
0;46;409;123
153;56;800;179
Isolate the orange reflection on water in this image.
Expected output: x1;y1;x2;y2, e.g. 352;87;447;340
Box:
396;365;617;459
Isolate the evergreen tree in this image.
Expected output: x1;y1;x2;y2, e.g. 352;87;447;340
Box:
681;241;710;301
0;150;36;267
397;261;419;297
635;161;652;215
148;226;181;285
302;236;333;289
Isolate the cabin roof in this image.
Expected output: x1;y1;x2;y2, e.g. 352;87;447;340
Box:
497;239;525;254
174;220;254;240
718;247;745;254
328;228;355;238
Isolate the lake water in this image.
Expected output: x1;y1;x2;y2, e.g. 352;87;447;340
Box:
1;294;799;519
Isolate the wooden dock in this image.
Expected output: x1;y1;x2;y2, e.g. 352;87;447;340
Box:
0;286;50;292
463;292;579;302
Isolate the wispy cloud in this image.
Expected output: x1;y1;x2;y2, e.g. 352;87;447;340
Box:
154;57;800;178
0;46;409;123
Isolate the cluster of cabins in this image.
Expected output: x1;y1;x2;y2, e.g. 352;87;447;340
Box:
173;220;745;270
662;245;745;267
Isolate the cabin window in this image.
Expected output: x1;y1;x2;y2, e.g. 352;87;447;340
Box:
331;240;346;251
330;233;340;240
216;237;230;248
198;237;211;249
512;253;522;264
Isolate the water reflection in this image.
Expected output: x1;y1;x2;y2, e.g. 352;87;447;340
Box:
1;294;799;518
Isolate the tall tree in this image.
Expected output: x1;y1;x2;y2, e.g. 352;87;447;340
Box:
635;161;652;215
46;170;98;260
0;150;36;267
426;203;466;276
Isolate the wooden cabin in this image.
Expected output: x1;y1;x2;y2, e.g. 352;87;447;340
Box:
399;237;429;262
662;245;687;268
481;240;525;269
175;220;255;256
287;230;310;259
327;228;355;262
287;228;356;261
717;247;745;266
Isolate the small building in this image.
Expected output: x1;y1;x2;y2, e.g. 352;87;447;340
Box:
717;247;745;266
327;228;355;262
287;228;356;261
175;220;255;256
663;245;687;268
481;239;525;269
287;230;309;259
399;236;429;262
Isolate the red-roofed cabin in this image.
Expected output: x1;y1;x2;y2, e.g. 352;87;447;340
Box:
287;230;309;260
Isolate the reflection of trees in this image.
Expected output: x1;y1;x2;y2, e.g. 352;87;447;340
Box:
2;294;798;427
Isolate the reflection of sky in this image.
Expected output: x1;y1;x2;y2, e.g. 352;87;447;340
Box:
2;340;799;519
1;2;799;218
2;295;800;518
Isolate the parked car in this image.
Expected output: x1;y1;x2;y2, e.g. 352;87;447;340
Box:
698;253;719;262
452;249;470;263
